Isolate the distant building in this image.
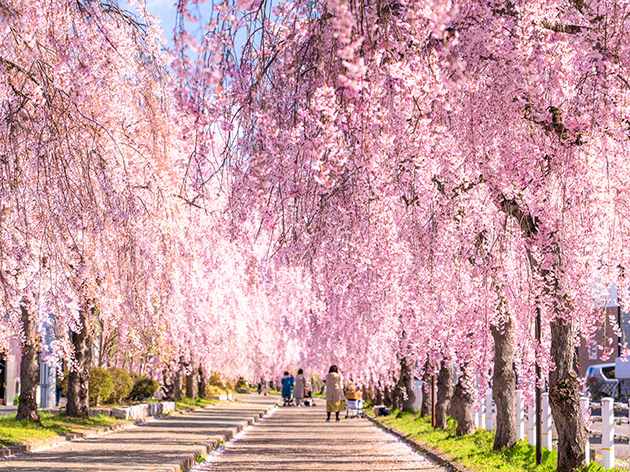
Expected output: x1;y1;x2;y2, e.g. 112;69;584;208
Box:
576;306;621;377
0;312;57;407
0;338;21;406
576;283;629;378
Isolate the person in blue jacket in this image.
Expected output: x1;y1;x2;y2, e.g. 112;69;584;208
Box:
281;371;295;406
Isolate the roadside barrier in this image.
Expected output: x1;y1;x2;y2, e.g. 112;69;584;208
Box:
476;390;617;466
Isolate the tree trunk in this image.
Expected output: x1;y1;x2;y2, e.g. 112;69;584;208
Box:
97;330;104;368
497;191;586;471
66;303;93;418
374;385;383;406
548;316;587;472
491;313;517;449
451;364;475;436
198;367;206;399
421;365;432;417
173;362;184;401
162;367;175;401
16;299;40;422
393;387;403;411
399;357;416;412
391;379;403;411
383;384;393;409
185;364;198;399
435;359;454;429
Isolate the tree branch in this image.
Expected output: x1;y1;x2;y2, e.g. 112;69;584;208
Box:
541;19;585;34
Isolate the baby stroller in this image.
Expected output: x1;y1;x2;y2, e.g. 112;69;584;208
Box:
345;390;364;418
303;386;316;407
282;386;294;406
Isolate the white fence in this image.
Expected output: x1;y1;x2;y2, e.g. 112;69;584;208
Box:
420;383;626;467
475;391;630;467
585;397;630;468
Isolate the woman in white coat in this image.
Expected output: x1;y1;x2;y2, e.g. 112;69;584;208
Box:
294;368;306;406
325;365;344;422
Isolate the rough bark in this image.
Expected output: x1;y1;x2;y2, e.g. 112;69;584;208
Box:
16;299;40;422
451;364;475;436
548;316;587;472
374;385;383;406
66;303;93;418
198;367;206;398
383;384;393;409
162;367;175;401
185;364;198;399
498;195;586;471
399;357;416;412
391;373;404;411
420;364;432;417
435;359;454;429
491;312;517;449
173;362;185;401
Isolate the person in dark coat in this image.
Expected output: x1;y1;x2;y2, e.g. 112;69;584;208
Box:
281;371;295;406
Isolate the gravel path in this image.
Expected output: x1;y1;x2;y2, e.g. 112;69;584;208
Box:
0;395;279;472
197;403;445;472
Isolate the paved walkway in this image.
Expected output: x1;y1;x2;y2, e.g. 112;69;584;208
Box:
197;403;445;472
0;395;279;471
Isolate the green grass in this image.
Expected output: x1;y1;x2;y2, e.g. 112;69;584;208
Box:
0;412;125;447
375;410;622;472
175;397;219;411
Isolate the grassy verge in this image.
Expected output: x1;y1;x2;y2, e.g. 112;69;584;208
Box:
374;410;621;472
0;412;125;447
175;397;219;411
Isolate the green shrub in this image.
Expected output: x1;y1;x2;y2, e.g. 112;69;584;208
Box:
205;372;234;395
205;385;227;396
128;376;159;401
89;366;113;407
106;368;133;404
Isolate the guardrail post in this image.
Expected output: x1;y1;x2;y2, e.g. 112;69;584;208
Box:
579;396;590;464
542;392;552;449
485;390;493;431
473;402;479;429
527;402;536;446
515;389;525;440
602;396;614;468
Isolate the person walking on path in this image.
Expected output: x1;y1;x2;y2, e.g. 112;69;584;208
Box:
294;369;306;407
281;371;295;406
325;365;344;422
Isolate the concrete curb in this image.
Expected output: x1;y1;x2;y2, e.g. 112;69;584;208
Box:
0;420;137;458
0;400;229;459
366;414;475;472
151;403;280;472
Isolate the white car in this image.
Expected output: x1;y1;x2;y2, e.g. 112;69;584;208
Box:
585;363;619;398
